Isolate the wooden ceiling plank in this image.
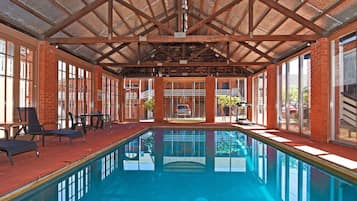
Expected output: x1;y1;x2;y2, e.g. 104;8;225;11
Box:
232;0;251;34
49;34;320;44
253;0;345;62
11;0;113;62
229;44;241;58
239;1;306;62
221;7;232;30
199;0;204;17
258;0;324;35
44;0;107;37
186;0;242;34
207;0;219;35
117;0;175;35
51;0;118;61
188;13;274;61
161;0;169;27
96;13;176;62
127;0;148;32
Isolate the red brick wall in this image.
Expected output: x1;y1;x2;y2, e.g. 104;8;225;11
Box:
93;66;103;112
311;38;330;143
154;77;164;122
38;41;58;129
205;76;215;123
267;64;277;129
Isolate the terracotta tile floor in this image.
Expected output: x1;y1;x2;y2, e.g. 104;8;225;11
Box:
1;123;357;198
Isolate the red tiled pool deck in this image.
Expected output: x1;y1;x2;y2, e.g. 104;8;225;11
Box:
2;123;357;199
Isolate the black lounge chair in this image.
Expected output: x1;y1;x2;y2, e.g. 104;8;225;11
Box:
0;138;39;165
16;107;85;147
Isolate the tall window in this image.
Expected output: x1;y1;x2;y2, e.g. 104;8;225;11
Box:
58;60;67;128
77;68;85;115
68;64;76;116
102;75;119;121
331;32;357;144
58;60;92;128
19;46;33;107
278;53;311;135
0;39;14;137
86;70;92;114
253;71;267;125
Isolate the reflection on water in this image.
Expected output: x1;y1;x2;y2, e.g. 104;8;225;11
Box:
15;130;357;201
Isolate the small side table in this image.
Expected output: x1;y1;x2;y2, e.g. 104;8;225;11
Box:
0;122;27;140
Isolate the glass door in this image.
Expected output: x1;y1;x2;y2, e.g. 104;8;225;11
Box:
124;88;139;121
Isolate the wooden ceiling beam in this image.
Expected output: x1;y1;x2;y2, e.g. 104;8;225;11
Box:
100;61;270;67
116;0;175;35
258;0;324;35
44;0;107;37
186;0;242;34
108;0;113;39
49;34;319;44
177;0;183;32
248;0;253;36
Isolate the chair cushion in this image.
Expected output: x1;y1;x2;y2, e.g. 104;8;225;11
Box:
0;139;38;156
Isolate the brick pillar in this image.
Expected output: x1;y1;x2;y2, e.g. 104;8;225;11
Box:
93;66;103;112
154;77;164;122
311;38;330;143
205;76;215;123
267;64;277;129
247;76;253;121
38;41;57;129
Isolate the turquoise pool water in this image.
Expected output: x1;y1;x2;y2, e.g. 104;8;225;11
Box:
14;129;357;201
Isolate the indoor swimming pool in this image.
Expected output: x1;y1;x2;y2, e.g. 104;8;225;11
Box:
12;129;357;201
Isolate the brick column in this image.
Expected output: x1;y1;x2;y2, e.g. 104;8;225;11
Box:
38;41;57;129
93;66;103;112
205;76;215;123
247;76;253;121
267;64;277;129
310;38;330;143
154;77;164;122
